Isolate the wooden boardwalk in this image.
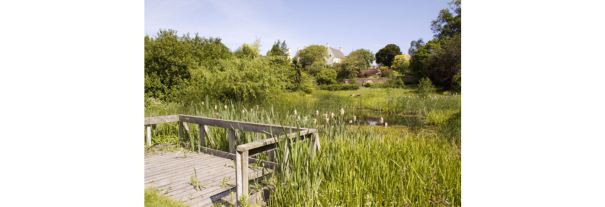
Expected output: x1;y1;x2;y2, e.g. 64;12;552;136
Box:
145;150;270;206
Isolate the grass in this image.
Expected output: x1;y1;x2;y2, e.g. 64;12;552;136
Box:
145;87;461;206
145;187;189;207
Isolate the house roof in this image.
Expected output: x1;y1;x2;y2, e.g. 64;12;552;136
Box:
328;47;346;59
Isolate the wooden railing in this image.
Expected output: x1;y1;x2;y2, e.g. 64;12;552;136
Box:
144;114;320;205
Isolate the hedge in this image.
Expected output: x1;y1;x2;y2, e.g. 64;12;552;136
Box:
319;84;360;91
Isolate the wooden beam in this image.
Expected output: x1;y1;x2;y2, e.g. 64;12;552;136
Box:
241;150;249;197
179;115;302;134
199;125;205;148
235;150;243;205
178;121;183;141
144;115;179;125
229;129;236;154
146;126;152;147
236;129;312;151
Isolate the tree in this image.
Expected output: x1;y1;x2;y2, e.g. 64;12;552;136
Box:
298;45;328;68
431;0;461;39
234;43;259;59
316;69;337;85
266;39;289;57
392;54;411;73
408;39;425;56
348;49;375;69
375;44;402;67
305;61;327;76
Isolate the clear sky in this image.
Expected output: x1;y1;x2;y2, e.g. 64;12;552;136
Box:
145;0;452;56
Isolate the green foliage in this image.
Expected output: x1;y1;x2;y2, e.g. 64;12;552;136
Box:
379;66;389;71
408;38;425;56
347;49;375;69
375;44;402;67
319;84;360;91
182;58;288;102
266;39;289;57
298;45;328;68
145;187;188;207
369;78;404;89
392;54;411;73
145;29;232;102
418;77;436;96
316;68;337;85
452;70;461;92
431;0;461;39
305;61;327;76
233;43;259;59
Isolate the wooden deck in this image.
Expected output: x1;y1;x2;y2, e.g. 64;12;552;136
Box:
145;150;271;207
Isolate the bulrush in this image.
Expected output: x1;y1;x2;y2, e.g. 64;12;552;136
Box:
256;105;259;110
242;109;245;114
297;116;300;121
294;109;297;116
304;116;308;122
202;102;204;106
353;115;356;122
385;122;388;129
340;108;344;116
331;112;334;118
380;117;384;124
349;120;352;124
224;105;227;110
326;118;329;123
324;114;328;118
316;110;319;117
313;119;317;124
215;105;217;110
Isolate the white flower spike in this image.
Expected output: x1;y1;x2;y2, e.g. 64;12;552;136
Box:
340;108;344;116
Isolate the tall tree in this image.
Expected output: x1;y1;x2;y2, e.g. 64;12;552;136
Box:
392;54;411;73
348;49;375;69
408;38;425;56
375;44;402;67
298;45;328;68
234;43;259;59
431;0;461;39
266;39;289;57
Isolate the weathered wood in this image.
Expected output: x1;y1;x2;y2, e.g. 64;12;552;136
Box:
203;125;215;146
267;151;274;161
236;129;311;151
235;150;243;205
229;129;236;154
199;125;205;147
180;115;302;134
179;121;184;141
146;126;152;147
241;150;249;197
183;122;191;134
144;115;180;125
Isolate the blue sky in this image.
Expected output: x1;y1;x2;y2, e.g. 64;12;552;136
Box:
145;0;452;56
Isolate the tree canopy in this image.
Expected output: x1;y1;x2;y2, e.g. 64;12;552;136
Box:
298;45;328;68
392;54;411;73
266;39;289;57
375;44;402;67
431;0;461;39
234;43;260;59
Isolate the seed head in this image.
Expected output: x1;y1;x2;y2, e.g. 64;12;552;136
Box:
215;105;217;110
385;123;388;129
242;109;245;114
353;115;356;122
349;120;352;124
316;110;319;116
297;116;300;121
304;116;308;122
380;117;384;124
331;112;334;118
294;109;297;115
314;119;317;124
201;102;204;106
340;108;344;116
224;105;227;110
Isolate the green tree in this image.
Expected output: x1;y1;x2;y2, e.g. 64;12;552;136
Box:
298;45;328;68
431;0;461;39
305;61;327;76
375;44;402;67
316;68;337;85
349;49;375;68
408;38;425;56
418;77;436;96
392;54;411;74
234;43;259;59
266;39;289;57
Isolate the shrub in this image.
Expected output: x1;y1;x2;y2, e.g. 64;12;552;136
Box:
357;69;380;78
381;69;394;77
379;66;389;71
320;84;360;91
451;70;461;92
316;69;337;85
368;78;404;89
418;77;436;96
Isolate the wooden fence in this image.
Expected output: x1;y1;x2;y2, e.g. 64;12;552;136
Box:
144;114;320;205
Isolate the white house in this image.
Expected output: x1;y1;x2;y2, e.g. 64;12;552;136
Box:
293;43;346;66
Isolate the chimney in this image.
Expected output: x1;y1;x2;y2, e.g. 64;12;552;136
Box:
339;47;342;52
326;43;329;49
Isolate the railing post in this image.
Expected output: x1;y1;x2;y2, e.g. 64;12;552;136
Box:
235;150;243;205
242;150;249;197
179;121;184;142
229;129;236;154
199;125;205;148
146;125;152;147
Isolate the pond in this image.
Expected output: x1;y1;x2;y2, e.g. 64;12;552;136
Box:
344;109;425;128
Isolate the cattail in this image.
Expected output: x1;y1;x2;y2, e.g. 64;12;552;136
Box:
380;117;384;124
314;119;317;124
340;108;344;116
304;116;308;122
324;114;328;118
242;109;245;114
256;105;259;110
294;109;297;115
326;118;329;123
215;113;219;116
224;105;227;110
250;108;253;112
201;102;204;106
215;105;217;110
349;120;352;124
331;112;334;118
297;116;300;121
316;110;319;116
353;115;356;122
385;123;388;129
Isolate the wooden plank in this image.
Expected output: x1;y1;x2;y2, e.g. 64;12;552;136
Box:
199;125;205;147
228;129;235;154
237;129;311;151
146;126;152;147
180;115;302;134
267;151;274;161
145;115;180;125
242;150;249;197
179;121;184;141
235;150;243;205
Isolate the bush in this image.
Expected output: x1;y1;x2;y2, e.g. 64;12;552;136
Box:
357;69;380;78
418;77;436;96
316;69;337;85
320;84;360;91
451;70;461;92
368;78;404;89
379;66;389;71
381;69;394;77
